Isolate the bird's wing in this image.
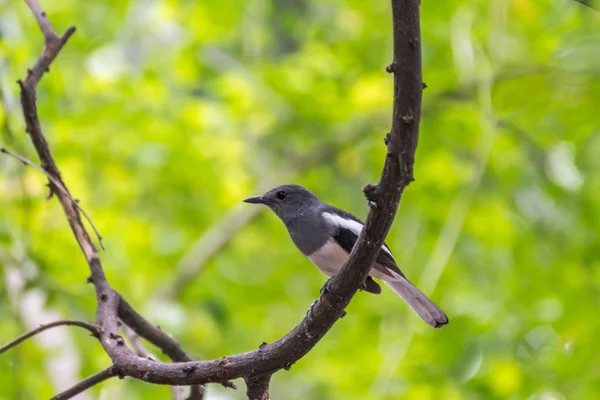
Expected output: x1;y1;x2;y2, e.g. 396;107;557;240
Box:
322;208;405;279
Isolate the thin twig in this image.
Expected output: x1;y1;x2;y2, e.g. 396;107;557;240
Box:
22;0;75;87
0;319;100;355
51;366;117;400
0;147;105;249
24;0;55;39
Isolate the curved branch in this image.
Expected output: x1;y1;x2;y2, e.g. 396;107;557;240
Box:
0;320;100;355
16;0;424;395
51;366;117;400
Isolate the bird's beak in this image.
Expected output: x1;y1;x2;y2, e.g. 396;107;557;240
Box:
243;195;266;204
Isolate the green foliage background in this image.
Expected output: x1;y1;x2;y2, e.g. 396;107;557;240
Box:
1;0;599;399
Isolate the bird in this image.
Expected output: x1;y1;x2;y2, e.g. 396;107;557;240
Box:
243;184;448;328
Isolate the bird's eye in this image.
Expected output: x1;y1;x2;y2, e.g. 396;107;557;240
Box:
276;190;287;200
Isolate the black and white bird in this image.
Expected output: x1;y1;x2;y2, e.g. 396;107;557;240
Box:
243;184;448;328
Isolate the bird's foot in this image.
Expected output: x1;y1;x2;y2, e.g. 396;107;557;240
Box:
320;277;335;296
306;299;347;320
306;299;318;319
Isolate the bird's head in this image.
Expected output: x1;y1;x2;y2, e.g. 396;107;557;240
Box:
243;184;321;223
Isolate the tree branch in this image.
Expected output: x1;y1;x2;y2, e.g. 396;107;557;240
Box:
14;0;424;397
245;373;272;400
18;0;208;394
21;0;75;88
50;367;117;400
0;319;100;355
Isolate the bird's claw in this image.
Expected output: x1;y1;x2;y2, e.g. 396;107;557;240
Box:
320;277;335;296
306;299;318;319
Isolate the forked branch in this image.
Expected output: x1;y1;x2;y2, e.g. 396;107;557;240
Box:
5;0;424;399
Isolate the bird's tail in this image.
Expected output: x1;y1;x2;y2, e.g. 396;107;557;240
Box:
384;277;448;328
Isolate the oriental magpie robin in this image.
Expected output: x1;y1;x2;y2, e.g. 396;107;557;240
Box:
243;184;448;328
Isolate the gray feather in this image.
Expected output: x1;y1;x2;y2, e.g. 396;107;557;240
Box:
384;277;448;328
243;184;450;328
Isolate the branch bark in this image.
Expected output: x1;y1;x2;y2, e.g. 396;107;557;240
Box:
10;0;424;397
245;373;272;400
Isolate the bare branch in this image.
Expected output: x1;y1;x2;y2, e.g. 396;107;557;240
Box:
22;0;75;87
16;0;424;394
24;0;55;39
245;373;272;400
17;0;141;390
0;319;99;355
51;366;117;400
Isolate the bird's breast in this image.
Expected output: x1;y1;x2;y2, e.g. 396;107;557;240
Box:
307;240;350;277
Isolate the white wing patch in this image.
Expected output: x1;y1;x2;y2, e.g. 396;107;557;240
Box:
321;212;393;256
322;212;362;236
